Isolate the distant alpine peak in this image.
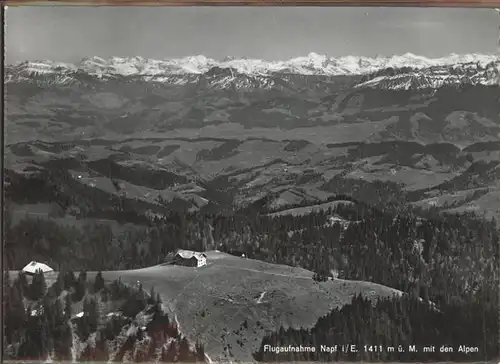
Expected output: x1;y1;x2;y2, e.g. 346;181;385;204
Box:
7;53;499;79
356;59;500;90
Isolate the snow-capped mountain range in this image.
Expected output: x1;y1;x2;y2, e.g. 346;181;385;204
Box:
357;59;500;90
5;53;500;90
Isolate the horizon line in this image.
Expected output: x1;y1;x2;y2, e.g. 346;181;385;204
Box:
7;52;499;66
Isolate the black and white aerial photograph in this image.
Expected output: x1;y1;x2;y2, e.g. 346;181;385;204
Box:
3;5;500;363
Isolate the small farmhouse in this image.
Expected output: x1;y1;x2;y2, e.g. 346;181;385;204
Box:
22;261;54;276
173;249;207;268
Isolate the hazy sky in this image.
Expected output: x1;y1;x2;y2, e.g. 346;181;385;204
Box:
5;6;500;64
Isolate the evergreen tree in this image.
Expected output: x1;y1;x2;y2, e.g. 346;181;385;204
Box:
30;271;47;301
73;270;87;302
149;286;157;305
195;340;205;362
15;270;29;298
4;283;26;345
63;270;76;291
178;336;192;362
160;346;167;363
93;271;105;292
64;293;72;320
48;272;63;297
20;307;50;360
94;329;109;362
53;299;72;360
80;296;99;336
163;341;178;362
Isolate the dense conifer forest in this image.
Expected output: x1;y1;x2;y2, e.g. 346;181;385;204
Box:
253;291;498;362
3;269;205;362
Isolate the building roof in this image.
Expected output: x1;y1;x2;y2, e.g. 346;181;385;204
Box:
175;249;207;260
22;261;54;274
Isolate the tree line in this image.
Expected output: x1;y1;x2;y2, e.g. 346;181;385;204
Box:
6;195;498;306
4;191;499;362
254;290;498;362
